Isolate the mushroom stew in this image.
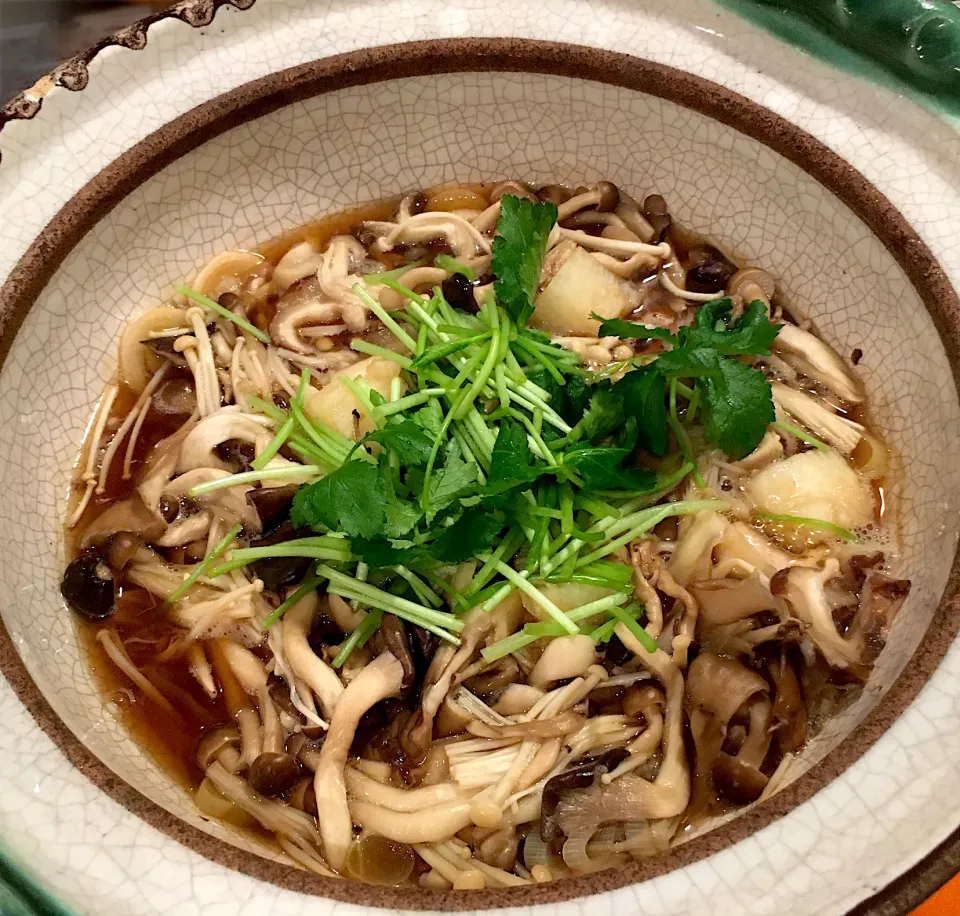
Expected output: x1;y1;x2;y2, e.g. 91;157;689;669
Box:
62;181;909;888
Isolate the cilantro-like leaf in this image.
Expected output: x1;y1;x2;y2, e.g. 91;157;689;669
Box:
682;299;781;356
291;460;385;539
384;491;422;538
593;314;678;345
579;382;624;442
482;419;547;496
693;297;733;330
412;400;444;438
427;442;478;520
351;537;423;568
363;420;433;466
616;366;668;456
564;446;656;491
492;195;558;324
699;358;775;458
430;508;505;563
530;368;592;427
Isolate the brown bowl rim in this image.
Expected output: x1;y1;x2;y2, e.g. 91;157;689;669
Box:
0;29;959;915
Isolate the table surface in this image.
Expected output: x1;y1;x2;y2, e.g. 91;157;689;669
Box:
0;0;957;913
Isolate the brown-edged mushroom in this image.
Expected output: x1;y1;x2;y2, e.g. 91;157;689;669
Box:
196;724;242;771
771;558;910;677
557;181;621;221
642;194;671;242
728;266;776;308
768;652;807;755
248;751;302;797
711;694;774;804
60;551;117;620
684;245;738;294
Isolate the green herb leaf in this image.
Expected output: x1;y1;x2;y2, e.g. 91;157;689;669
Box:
426;442;478;519
384;491;423;538
430;508;505;563
351;537;423;568
682;299;782;356
492;195;558;324
412;400;445;438
700;358;775;458
363;420;434;466
292;460;385;539
593;314;678;345
579;382;624;441
616;366;668;456
563;446;657;491
482;419;548;496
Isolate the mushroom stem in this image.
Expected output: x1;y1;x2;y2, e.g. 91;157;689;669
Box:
282;592;345;716
314;651;404;871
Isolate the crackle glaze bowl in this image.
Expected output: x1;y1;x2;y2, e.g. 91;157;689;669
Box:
1;1;960;914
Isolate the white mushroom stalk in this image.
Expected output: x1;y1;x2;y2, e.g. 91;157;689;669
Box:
558;227;670;259
366;212;492;258
314;651;403;871
772;323;866;404
658;268;721;302
771;382;864;455
281;592;345;717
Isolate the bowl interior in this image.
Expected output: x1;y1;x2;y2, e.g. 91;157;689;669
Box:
1;68;958;873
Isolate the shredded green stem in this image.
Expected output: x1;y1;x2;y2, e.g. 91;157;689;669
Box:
610;605;659;653
773;419;830;453
164;523;242;606
262;573;325;628
755;512;858;542
188;465;322;497
177;286;271;344
333;608;384;667
434;254;476;279
251;416;295;471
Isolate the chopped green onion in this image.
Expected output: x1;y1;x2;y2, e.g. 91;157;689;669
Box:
177;286;271;344
755;512;857;542
362;261;425;285
164;523;242;606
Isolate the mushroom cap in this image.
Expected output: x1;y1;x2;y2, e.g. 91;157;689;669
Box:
595;181;621;213
196;724;241;771
537;184;573;206
489;180;535;203
60;551;116;620
712;754;768;804
248;751;302;797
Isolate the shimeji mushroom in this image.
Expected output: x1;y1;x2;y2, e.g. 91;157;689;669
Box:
783;392;860;454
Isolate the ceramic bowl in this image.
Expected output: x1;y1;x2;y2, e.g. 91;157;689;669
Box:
1;1;959;914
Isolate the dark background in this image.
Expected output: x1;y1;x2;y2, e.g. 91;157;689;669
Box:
0;0;167;101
